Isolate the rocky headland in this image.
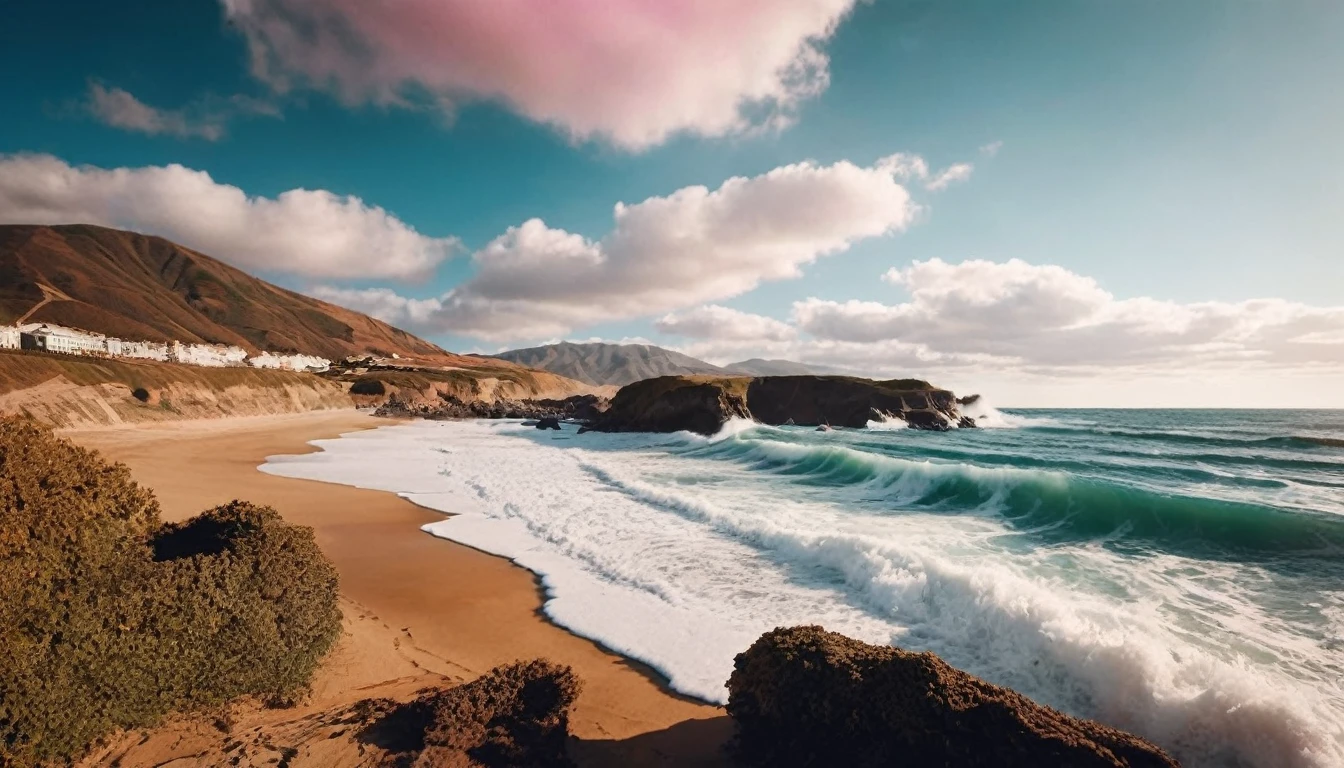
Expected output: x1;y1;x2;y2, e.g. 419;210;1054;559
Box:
584;374;976;435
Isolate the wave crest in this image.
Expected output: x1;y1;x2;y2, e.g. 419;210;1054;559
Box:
685;436;1344;555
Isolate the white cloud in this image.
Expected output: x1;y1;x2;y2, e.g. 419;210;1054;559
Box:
306;285;443;327
924;162;974;191
979;140;1004;157
220;0;860;149
85;83;277;141
0;154;457;280
642;258;1344;405
877;152;973;191
795;258;1344;369
418;154;921;340
656;305;797;342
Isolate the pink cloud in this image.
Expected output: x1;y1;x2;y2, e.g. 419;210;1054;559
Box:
221;0;859;149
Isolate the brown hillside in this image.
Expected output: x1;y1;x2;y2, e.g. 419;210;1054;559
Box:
0;224;459;362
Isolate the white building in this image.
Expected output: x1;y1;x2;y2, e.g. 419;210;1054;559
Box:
170;341;248;367
248;352;331;373
20;324;108;356
11;320;330;374
120;340;170;361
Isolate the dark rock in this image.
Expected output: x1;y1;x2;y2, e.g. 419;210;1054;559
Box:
585;376;751;435
588;375;969;435
957;393;982;406
536;417;561;430
902;393;929;410
727;626;1180;768
904;409;952;431
374;393;609;424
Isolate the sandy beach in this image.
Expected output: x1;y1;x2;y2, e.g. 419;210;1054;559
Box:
66;410;730;767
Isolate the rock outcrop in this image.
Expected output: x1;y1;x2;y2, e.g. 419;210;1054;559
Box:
588;375;972;435
356;660;581;767
374;393;607;422
727;626;1180;768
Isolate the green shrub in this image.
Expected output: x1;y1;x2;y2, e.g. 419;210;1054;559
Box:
348;378;387;396
0;417;162;763
0;417;341;765
148;502;341;707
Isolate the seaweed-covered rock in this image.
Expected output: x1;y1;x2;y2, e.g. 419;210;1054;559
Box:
727;626;1180;768
359;660;581;767
0;417;341;765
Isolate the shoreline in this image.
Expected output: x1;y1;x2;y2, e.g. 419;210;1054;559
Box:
66;410;730;767
408;499;723;711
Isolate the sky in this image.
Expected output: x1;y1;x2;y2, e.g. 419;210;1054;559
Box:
1;0;1341;407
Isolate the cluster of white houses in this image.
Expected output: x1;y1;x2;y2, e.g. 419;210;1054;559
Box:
0;323;329;372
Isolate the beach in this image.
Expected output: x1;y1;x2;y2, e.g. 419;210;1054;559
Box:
59;408;1344;768
66;411;730;767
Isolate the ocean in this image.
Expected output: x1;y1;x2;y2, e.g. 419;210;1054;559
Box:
261;406;1344;768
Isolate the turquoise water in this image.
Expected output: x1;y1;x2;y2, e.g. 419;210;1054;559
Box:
265;408;1344;767
730;408;1344;556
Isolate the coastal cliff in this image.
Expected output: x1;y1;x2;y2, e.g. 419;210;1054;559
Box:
0;350;352;428
587;375;974;435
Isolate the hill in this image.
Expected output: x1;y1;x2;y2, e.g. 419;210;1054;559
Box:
721;358;841;376
0;224;463;363
485;341;730;386
486;342;842;386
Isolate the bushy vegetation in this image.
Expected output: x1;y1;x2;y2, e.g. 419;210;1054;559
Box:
0;417;341;765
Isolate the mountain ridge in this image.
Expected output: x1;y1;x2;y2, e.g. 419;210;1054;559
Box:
0;224;465;363
485;341;831;386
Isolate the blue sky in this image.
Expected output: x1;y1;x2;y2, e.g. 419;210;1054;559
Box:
2;1;1341;405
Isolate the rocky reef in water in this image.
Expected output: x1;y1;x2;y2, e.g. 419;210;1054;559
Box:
585;375;976;435
727;626;1180;768
374;392;608;422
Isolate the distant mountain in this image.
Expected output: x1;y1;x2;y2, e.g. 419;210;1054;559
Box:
0;224;462;362
486;341;730;386
485;342;845;387
722;358;834;376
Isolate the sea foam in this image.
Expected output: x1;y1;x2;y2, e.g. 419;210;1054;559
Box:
262;419;1344;768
